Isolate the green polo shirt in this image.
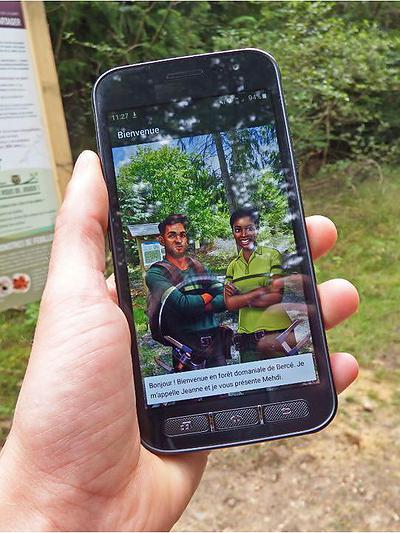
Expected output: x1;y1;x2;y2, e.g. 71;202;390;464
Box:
225;245;292;334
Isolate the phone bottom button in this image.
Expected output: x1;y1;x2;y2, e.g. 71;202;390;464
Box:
263;400;309;422
164;414;210;437
214;407;260;430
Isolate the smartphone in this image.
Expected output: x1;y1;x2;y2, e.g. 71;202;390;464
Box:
92;49;336;453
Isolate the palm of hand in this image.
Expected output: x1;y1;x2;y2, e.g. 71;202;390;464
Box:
0;152;358;531
0;155;205;531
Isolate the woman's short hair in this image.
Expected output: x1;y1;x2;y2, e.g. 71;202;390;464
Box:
229;207;260;228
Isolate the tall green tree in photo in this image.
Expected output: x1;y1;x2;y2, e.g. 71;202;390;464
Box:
117;146;230;246
208;127;292;244
212;132;235;211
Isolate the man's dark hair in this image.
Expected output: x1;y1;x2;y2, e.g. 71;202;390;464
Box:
158;214;187;235
230;207;260;228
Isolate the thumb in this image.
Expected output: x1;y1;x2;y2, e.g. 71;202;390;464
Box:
44;150;109;301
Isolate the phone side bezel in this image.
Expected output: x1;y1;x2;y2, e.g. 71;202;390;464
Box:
92;48;337;454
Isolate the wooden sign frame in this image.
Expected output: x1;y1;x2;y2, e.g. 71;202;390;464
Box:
22;0;72;199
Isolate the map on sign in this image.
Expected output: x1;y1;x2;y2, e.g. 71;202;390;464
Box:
142;241;163;267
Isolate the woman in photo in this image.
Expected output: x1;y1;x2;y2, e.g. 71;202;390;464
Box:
224;207;296;363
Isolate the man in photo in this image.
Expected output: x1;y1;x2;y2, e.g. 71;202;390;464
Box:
145;214;228;371
224;207;296;362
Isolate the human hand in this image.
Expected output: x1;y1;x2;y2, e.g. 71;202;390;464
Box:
224;281;240;297
246;282;283;308
249;292;282;308
0;152;359;531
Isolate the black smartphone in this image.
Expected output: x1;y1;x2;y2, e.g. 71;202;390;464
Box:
92;49;336;453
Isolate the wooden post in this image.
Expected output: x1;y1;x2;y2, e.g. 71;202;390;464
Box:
136;237;146;275
21;0;72;199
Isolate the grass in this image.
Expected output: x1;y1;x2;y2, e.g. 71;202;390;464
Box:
0;166;399;439
0;304;38;442
303;167;400;369
133;295;148;334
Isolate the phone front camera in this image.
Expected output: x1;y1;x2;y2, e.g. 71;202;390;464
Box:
232;63;240;71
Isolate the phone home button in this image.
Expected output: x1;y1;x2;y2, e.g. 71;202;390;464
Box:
263;400;309;422
164;414;210;437
214;407;259;431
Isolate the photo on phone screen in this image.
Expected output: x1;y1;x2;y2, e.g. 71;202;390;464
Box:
108;89;320;409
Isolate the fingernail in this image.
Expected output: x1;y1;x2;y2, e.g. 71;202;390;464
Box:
74;150;96;172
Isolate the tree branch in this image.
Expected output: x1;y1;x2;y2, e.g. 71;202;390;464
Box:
150;2;177;46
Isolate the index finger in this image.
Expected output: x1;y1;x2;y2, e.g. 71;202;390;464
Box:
306;215;337;260
44;151;109;300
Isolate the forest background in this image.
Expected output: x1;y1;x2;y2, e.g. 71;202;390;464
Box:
1;2;400;531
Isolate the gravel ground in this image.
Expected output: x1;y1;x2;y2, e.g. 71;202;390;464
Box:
174;368;400;531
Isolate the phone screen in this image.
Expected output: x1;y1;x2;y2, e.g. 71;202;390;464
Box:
107;89;320;409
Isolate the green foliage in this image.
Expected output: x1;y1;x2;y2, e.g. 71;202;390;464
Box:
0;308;35;436
46;1;216;156
255;171;291;238
303;166;400;367
117;146;230;243
23;302;40;328
133;295;148;334
46;1;400;174
214;2;400;172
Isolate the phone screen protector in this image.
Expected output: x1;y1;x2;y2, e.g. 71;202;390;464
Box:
107;88;321;409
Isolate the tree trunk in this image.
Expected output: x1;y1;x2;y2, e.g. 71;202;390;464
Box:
213;132;235;211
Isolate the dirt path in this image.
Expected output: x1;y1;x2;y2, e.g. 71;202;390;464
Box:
174;369;400;531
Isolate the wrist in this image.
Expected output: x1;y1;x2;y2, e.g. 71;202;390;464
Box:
0;497;52;531
0;451;54;530
0;433;92;531
201;293;213;306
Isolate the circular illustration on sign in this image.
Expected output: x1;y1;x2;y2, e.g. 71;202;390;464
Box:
12;273;31;293
0;277;13;298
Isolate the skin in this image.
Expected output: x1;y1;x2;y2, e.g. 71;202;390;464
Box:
232;215;258;261
0;151;359;531
225;215;282;311
159;221;214;308
159;222;189;269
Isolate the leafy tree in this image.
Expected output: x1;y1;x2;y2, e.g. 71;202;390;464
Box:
46;1;400;176
117;146;230;244
254;171;291;239
46;1;216;156
213;2;400;172
222;126;282;205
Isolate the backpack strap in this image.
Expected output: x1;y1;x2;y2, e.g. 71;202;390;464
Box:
152;257;205;285
151;260;183;285
187;257;206;275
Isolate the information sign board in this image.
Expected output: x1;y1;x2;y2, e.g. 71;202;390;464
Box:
141;241;163;268
0;1;72;311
